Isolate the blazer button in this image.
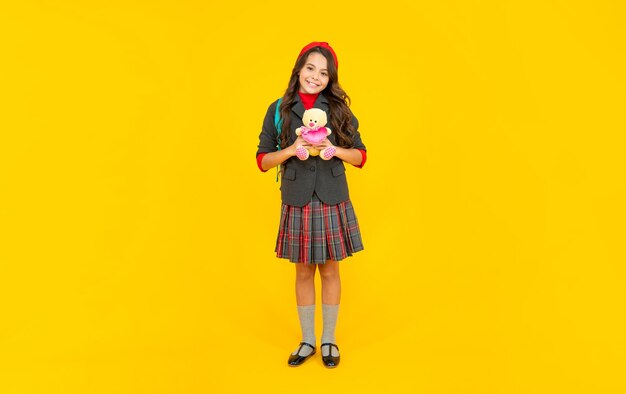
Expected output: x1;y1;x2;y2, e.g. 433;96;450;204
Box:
309;166;316;172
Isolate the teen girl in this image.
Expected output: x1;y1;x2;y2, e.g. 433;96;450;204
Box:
256;42;367;368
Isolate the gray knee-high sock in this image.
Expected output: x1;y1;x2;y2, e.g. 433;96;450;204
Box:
321;304;340;357
291;304;316;356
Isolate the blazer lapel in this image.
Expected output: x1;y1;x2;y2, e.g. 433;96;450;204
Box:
314;93;330;114
291;96;306;119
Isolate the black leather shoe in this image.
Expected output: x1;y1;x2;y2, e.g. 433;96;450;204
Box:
287;342;316;367
321;343;340;368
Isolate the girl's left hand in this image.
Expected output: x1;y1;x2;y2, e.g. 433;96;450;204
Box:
314;138;335;150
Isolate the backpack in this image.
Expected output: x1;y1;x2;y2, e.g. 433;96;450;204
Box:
273;98;283;182
274;97;284;151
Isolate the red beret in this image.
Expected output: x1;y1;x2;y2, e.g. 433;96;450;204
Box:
298;42;338;69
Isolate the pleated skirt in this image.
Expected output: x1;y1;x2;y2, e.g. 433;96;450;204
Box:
275;192;364;264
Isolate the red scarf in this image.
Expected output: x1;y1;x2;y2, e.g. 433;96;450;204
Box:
298;91;319;110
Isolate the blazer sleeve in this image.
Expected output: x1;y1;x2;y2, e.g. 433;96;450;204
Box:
256;100;280;156
350;112;366;151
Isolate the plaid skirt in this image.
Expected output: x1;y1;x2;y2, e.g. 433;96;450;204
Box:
275;192;364;264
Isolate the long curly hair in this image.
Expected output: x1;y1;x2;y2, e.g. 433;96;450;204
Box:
278;46;356;150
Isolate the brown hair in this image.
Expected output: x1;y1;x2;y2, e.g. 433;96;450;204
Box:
278;46;356;150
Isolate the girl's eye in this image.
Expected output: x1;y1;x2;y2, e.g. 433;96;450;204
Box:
322;73;327;77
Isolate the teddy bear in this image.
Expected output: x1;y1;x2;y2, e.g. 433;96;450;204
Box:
294;108;336;160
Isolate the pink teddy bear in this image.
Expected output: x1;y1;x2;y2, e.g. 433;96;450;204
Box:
294;108;336;160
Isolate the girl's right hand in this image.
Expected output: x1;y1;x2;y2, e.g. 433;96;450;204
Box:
286;136;311;157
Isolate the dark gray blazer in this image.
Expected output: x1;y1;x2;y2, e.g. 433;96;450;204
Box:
256;93;366;207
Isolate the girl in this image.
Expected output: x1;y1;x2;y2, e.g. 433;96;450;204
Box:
256;42;367;368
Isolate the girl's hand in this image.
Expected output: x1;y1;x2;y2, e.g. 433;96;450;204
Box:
314;138;335;151
315;138;338;160
286;136;312;157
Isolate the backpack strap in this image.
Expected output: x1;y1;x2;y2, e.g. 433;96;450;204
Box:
273;98;283;182
274;97;283;151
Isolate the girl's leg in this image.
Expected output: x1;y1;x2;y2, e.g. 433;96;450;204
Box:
295;262;317;306
318;260;340;304
289;263;317;362
318;260;341;359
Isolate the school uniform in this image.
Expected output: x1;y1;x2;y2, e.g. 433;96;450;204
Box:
256;92;366;264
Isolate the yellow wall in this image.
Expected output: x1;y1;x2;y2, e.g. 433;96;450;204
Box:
1;1;625;393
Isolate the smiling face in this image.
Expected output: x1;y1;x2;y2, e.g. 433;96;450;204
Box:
298;52;329;94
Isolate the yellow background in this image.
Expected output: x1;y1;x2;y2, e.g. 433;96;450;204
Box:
1;1;625;393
